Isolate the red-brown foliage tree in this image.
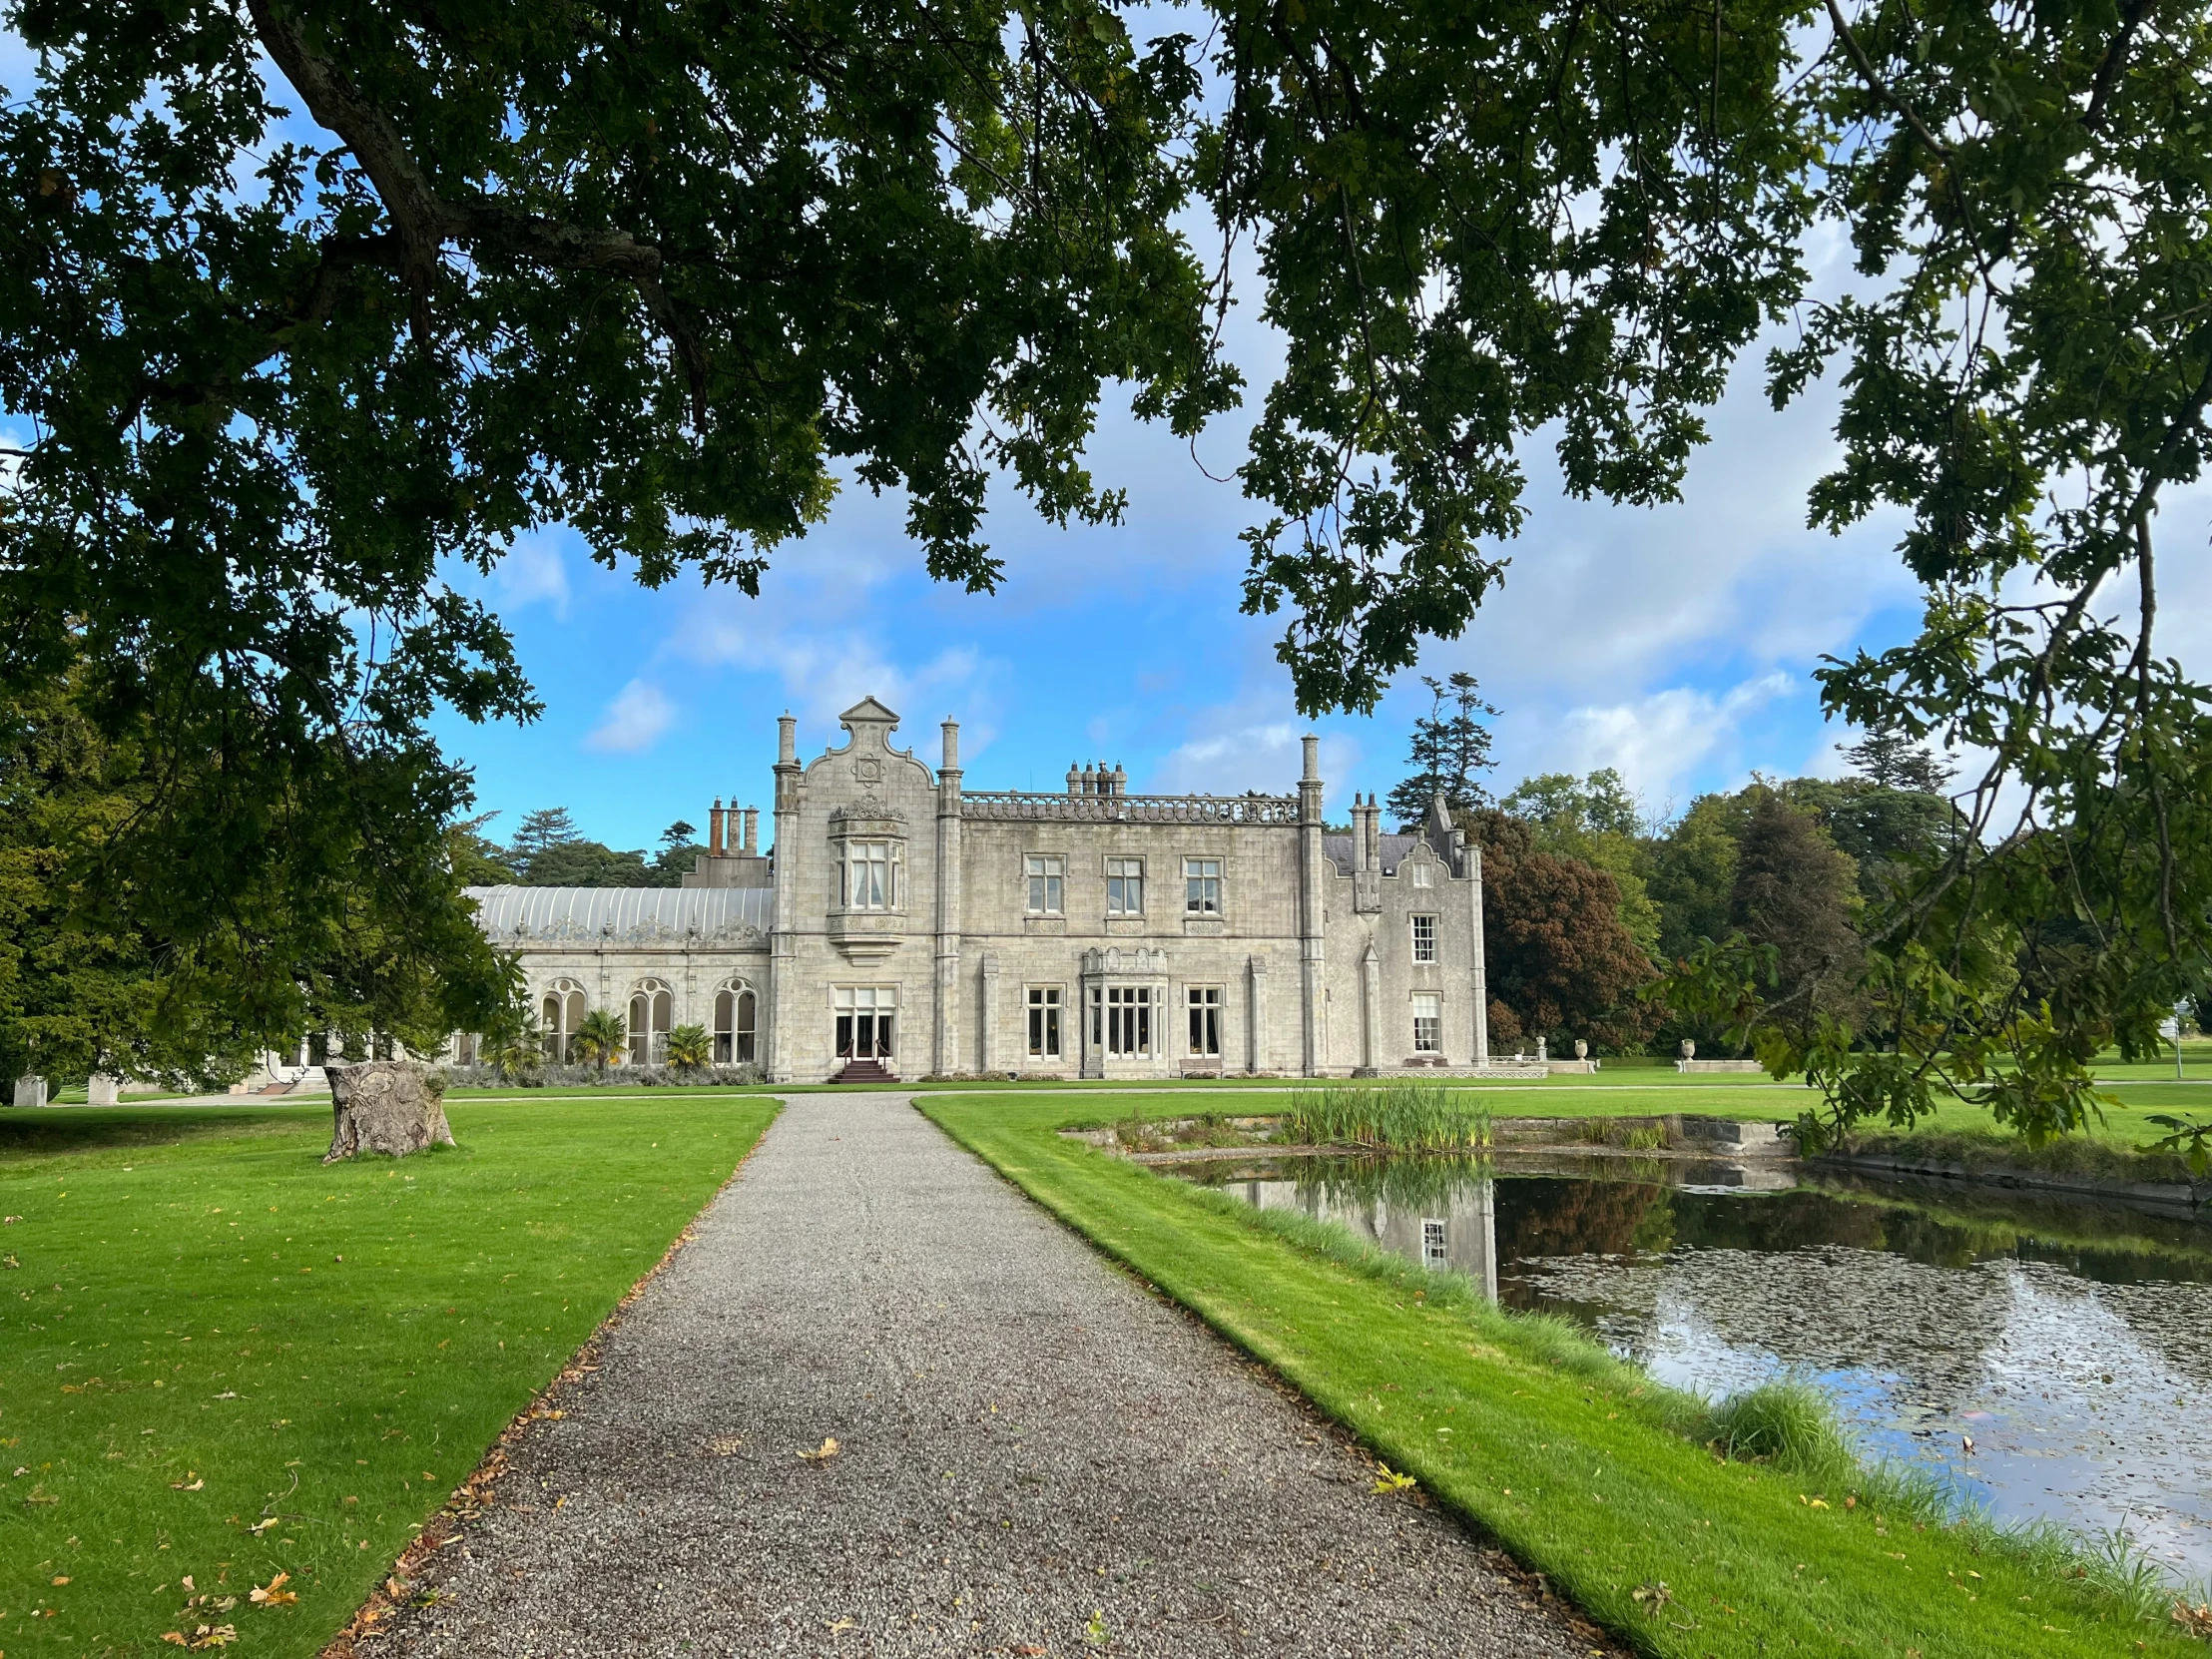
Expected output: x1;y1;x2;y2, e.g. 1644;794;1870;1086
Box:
1465;812;1659;1051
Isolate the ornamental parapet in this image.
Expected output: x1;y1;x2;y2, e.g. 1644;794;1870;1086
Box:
958;791;1301;826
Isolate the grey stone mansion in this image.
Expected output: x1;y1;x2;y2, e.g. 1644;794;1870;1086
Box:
463;698;1495;1082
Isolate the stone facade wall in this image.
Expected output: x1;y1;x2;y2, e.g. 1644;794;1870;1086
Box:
955;814;1309;1079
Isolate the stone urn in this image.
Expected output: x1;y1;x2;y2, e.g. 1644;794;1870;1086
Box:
324;1062;455;1162
1535;1036;1547;1062
1574;1039;1588;1061
1680;1038;1696;1061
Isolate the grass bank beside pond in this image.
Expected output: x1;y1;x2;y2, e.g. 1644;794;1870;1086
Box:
921;1093;2203;1658
0;1093;778;1659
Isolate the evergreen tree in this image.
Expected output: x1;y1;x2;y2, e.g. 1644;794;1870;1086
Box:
508;809;582;872
1728;794;1863;1021
520;840;657;888
1841;721;1953;796
1386;674;1499;828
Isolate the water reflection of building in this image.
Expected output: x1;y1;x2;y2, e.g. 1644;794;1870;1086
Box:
1242;1176;1497;1302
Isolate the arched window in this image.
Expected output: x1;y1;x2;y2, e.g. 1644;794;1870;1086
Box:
713;983;758;1064
541;981;585;1063
628;979;673;1065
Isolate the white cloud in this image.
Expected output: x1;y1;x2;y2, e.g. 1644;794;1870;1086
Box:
1149;715;1362;805
584;679;675;755
493;536;571;618
1547;673;1797;807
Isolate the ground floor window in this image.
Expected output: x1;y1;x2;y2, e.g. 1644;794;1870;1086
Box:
714;985;757;1064
834;984;896;1059
1090;984;1153;1056
1026;986;1062;1059
1412;991;1443;1053
1186;986;1222;1057
1421;1218;1447;1268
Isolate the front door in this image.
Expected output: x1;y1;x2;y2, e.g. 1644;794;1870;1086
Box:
833;986;896;1061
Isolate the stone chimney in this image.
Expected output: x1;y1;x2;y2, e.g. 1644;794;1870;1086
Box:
710;798;726;854
1066;761;1081;796
1110;763;1127;798
742;807;759;855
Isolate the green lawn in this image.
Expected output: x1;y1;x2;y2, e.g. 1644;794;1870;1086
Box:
920;1092;2202;1658
0;1093;778;1658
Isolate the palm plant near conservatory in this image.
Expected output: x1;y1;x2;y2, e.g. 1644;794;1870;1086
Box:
483;1019;543;1085
572;1008;626;1074
664;1023;712;1073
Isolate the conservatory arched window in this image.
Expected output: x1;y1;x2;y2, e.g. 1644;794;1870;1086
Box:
628;979;673;1065
713;983;758;1064
541;981;586;1064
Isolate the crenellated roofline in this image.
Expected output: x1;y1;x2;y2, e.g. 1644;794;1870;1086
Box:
957;790;1300;826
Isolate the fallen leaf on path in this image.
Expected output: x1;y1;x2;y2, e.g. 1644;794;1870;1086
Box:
704;1435;745;1456
1371;1464;1415;1494
826;1618;856;1633
799;1437;840;1463
250;1571;295;1606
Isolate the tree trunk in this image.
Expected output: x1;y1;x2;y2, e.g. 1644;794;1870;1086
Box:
323;1061;455;1162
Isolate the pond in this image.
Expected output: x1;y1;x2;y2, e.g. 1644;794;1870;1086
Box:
1160;1149;2212;1586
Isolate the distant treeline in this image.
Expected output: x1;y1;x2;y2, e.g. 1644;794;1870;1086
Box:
452;807;706;890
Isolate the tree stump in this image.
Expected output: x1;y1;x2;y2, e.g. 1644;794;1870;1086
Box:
323;1062;455;1162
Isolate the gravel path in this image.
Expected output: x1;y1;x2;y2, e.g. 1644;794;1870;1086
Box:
372;1092;1611;1658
